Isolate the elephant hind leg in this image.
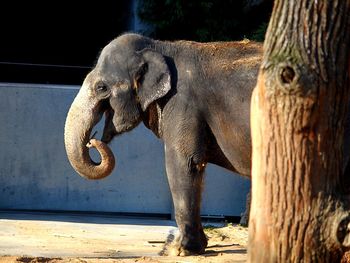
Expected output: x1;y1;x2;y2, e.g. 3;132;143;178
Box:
239;190;251;226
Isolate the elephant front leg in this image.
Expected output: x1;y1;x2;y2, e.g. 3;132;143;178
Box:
164;145;208;256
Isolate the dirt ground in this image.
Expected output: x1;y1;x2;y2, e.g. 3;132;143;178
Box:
0;213;247;263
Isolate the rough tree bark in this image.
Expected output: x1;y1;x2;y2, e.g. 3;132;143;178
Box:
248;1;350;262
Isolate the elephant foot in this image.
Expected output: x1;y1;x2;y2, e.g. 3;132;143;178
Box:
160;230;207;256
166;244;197;256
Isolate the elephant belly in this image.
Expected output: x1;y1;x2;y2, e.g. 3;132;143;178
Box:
209;117;252;177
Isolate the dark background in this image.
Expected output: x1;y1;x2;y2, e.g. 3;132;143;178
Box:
138;0;272;42
0;1;131;84
0;1;272;85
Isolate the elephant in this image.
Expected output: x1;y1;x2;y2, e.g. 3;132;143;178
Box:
64;33;263;255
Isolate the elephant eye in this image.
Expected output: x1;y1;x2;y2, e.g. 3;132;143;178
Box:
96;83;108;92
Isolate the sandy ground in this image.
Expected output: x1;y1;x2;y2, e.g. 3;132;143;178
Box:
0;212;247;263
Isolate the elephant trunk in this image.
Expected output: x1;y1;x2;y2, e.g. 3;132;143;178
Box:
64;89;115;180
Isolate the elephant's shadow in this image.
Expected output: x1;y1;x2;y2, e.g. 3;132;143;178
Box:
205;244;247;257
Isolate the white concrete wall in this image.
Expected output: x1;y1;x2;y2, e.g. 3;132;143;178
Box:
0;83;250;217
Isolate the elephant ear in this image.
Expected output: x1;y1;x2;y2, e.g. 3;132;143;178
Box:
134;49;171;111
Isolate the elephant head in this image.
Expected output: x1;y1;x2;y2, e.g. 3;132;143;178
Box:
64;34;171;180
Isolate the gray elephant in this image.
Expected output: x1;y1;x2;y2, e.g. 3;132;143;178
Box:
64;33;262;255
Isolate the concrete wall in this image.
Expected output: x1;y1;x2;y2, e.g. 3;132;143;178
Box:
0;83;250;217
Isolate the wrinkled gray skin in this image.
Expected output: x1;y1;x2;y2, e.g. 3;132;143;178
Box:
64;33;269;254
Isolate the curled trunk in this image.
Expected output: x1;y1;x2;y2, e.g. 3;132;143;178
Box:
64;89;115;180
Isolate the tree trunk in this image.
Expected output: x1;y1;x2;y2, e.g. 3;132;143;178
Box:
248;1;350;262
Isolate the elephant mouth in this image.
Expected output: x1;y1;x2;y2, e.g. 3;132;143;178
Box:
101;107;118;144
100;101;142;144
